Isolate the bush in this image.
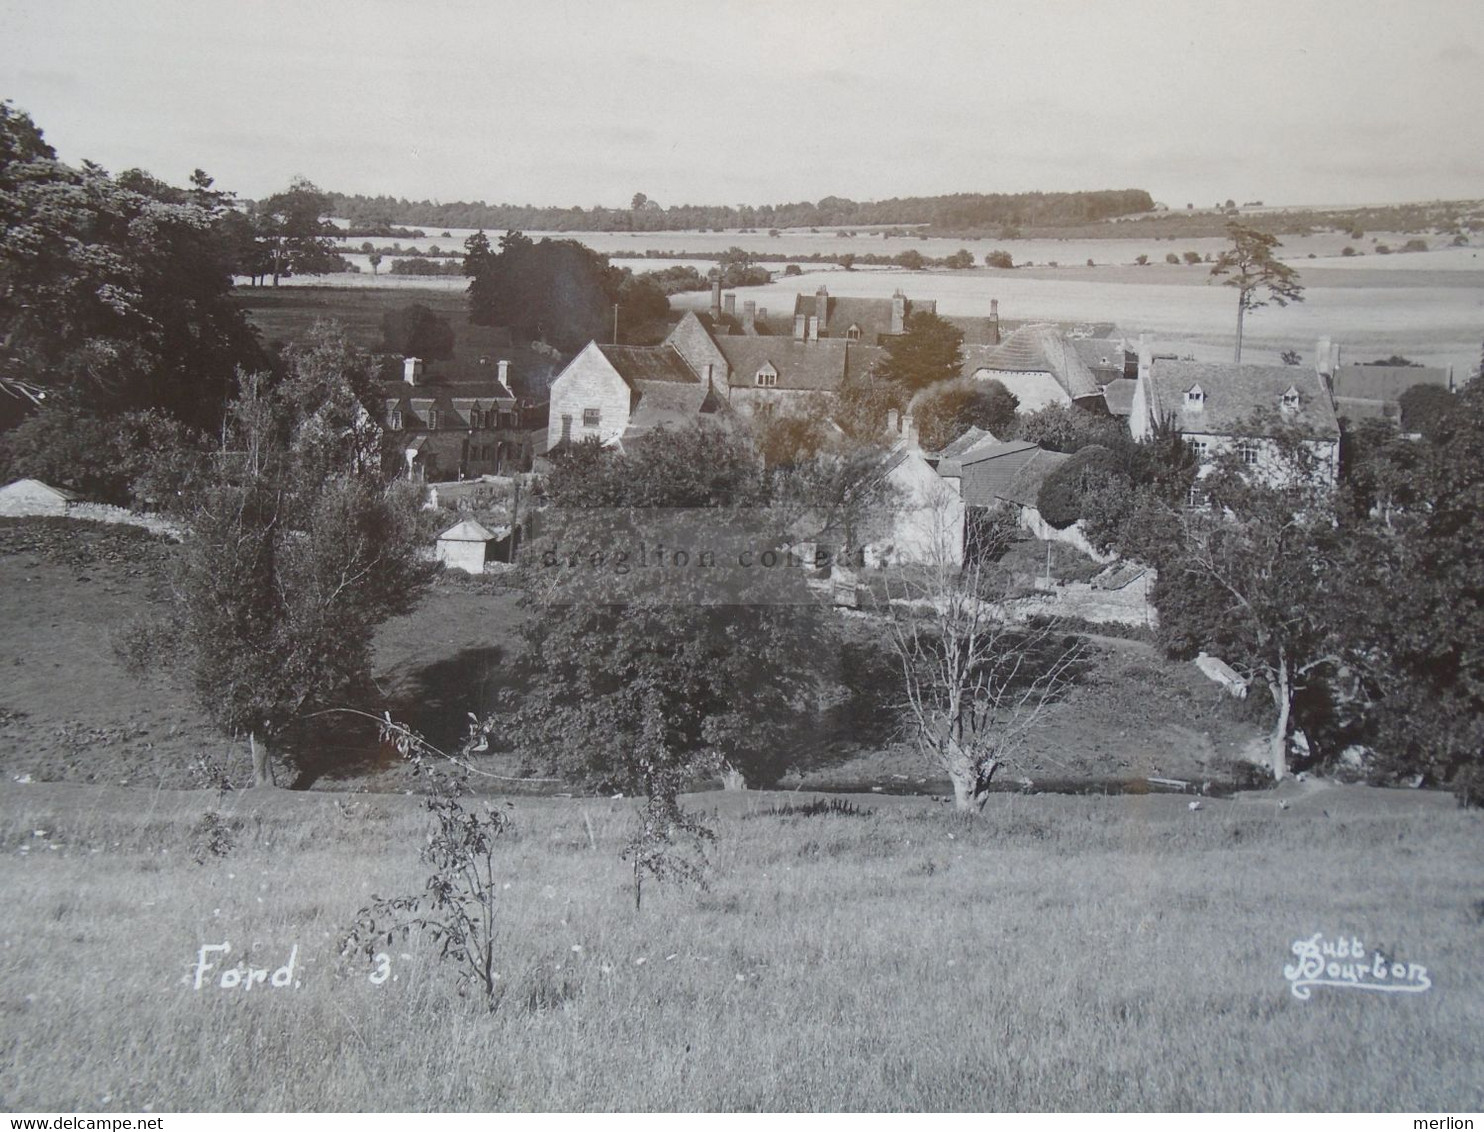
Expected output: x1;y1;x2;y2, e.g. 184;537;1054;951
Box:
985;249;1015;270
1342;246;1357;256
1036;445;1121;529
1401;238;1429;253
1453;763;1484;808
1182;251;1202;265
1165;253;1180;264
1375;244;1392;255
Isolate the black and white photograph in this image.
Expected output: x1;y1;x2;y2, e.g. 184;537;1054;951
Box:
1;0;1482;1116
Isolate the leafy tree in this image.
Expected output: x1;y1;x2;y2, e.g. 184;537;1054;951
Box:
1152;438;1342;779
253;177;344;285
874;310;964;392
1209;221;1304;362
463;230;666;350
1340;383;1484;789
379;303;455;361
1397;383;1453;436
124;333;430;786
909;378;1018;450
1035;444;1120;529
0;103;266;430
1010;402;1124;453
943;249;974;269
984;249;1015;270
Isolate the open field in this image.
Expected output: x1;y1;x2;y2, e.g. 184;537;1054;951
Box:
0;777;1479;1111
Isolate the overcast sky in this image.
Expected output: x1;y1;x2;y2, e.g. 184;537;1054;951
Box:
4;0;1482;209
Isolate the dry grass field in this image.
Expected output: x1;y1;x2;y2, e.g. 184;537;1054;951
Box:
0;778;1479;1111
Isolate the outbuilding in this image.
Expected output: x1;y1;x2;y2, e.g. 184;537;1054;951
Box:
435;518;498;575
0;478;78;517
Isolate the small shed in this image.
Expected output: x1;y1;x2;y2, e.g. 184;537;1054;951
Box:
0;478;77;517
435;519;497;575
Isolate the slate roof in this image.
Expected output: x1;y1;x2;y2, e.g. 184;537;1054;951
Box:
597;344;699;385
951;441;1047;508
1144;359;1341;439
960;325;1102;400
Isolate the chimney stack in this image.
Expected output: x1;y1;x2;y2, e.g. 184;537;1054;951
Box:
742;300;756;334
1137;333;1153;383
891;290;907;335
403;357;424;386
702;362;715;389
815;286;829;335
887;407;900;436
807;315;819;342
710;277;722;320
902;414;919;450
989;299;1001;346
497;358;510;386
758;306;767;328
724;293;736;318
794;313;807;340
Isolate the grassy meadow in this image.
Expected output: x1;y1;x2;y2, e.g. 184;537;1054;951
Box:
0;778;1480;1112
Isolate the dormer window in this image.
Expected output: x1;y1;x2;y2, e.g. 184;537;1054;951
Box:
1185;384;1206;409
469;408;483;429
1280;385;1301;412
756;362;778;388
845;325;862;342
387;410;403;431
426;409;439;430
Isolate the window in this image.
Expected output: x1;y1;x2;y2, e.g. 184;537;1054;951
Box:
1238;441;1260;466
845;325;861;342
387;410;402;431
1187;484;1207;508
1280;387;1301;412
1185;385;1205;408
1190;439;1209;458
469;409;483;429
756;363;778;387
583;407;601;428
427;409;439;431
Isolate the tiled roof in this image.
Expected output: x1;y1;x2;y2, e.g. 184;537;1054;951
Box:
1330;364;1451;403
1071;338;1131;379
1145;359;1340;439
625;378;728;436
715;337;854;392
438;519;496;543
597;344;699;385
1001;448;1073;509
790;291;935;344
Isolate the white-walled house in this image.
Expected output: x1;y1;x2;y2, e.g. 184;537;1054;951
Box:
961;325;1107;413
0;478;77;516
1128;338;1341;488
545;342;726;452
863;442;966;568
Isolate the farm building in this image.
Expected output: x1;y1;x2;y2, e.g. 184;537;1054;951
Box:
960;324;1108;413
0;478;78;517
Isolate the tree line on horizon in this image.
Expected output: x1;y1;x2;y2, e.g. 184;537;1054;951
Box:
322;189;1157;235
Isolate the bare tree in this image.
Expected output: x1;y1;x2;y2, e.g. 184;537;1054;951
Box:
877;527;1085;812
1210;222;1304;363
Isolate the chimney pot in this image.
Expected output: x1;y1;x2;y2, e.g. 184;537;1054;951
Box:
742;300;756;334
710;278;722;319
723;293;736;317
403;357;424;385
794;313;807;340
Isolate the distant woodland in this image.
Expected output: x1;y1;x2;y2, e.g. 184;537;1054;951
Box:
321;189;1157;234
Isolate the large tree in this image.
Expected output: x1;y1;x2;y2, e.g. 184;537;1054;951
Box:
909;377;1019;449
253;177;344;285
1209;221;1304;363
131;331;431;786
462;229;667;350
0;102;265;430
874;309;964;392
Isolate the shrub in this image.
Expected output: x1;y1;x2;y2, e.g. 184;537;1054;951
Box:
1342;246;1357;256
1165;253;1180;264
189;811;241;864
1375;244;1392;255
1401;238;1429;253
1036;445;1121;529
985;249;1015;270
1135;254;1149;266
1453;763;1484;809
1182;250;1203;265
